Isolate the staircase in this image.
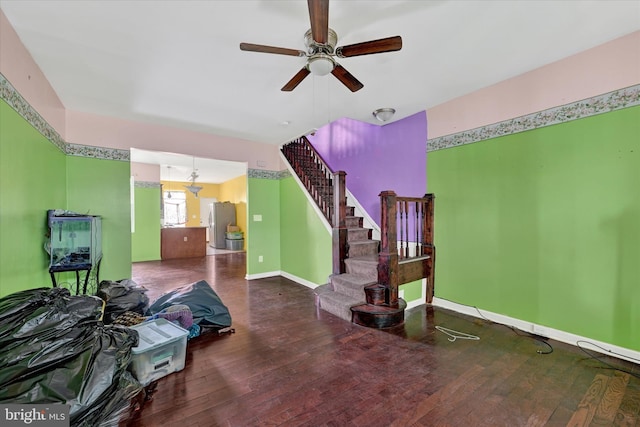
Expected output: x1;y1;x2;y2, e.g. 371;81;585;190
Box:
314;205;408;328
281;136;433;329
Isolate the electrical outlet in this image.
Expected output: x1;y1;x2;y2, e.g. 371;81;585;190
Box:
183;236;188;242
258;255;263;263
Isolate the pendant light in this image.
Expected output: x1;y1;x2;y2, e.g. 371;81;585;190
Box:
167;165;172;199
184;157;203;197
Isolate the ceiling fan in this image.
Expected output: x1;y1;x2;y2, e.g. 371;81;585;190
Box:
239;0;402;92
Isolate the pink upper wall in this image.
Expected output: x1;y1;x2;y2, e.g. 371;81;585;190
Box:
65;109;283;170
2;8;637;163
1;10;282;171
427;31;640;139
131;162;160;183
0;10;66;137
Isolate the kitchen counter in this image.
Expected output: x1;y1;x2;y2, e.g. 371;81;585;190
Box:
161;227;206;259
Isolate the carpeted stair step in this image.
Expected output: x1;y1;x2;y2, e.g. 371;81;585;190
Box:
347;240;379;257
331;273;376;299
344;255;378;281
315;286;365;322
347;228;371;242
345;216;362;228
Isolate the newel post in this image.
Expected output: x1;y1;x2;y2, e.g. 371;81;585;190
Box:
332;171;347;275
378;190;399;307
424;193;436;302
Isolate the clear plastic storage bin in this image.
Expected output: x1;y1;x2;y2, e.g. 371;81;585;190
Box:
225;238;244;250
128;318;189;385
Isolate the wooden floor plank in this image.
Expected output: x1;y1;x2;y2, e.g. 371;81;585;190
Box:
566;374;611;427
592;371;630;425
123;253;640;427
614;383;640;427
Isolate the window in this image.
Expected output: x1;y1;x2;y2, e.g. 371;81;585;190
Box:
163;191;187;226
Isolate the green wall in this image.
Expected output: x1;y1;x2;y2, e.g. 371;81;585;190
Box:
0;100;67;296
66;156;132;282
280;176;332;285
247;177;281;275
400;279;423;302
132;186;161;262
0;98;132;297
428;106;640;351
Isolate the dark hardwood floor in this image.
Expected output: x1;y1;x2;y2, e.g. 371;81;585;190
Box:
126;253;640;426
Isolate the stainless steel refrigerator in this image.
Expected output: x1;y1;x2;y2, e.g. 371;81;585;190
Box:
209;202;236;249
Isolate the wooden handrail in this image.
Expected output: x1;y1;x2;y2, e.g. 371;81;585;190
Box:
282;136;435;288
281;136;336;223
379;191;436;305
281;136;348;274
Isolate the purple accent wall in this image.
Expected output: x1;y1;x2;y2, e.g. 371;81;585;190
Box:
308;111;427;226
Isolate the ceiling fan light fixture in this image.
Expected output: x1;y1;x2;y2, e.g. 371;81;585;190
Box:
373;108;395;122
184;157;203;197
308;54;335;76
184;184;203;197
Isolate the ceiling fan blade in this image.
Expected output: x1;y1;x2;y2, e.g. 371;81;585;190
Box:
336;36;403;58
308;0;329;44
240;42;305;57
331;64;364;92
281;67;311;91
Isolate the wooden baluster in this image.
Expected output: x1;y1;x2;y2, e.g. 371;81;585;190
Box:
397;200;402;258
404;200;410;258
420;200;426;256
415;201;420;257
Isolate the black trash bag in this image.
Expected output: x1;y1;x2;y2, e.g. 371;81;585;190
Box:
148;280;232;330
0;287;101;342
68;326;143;426
97;279;149;324
0;287;68;323
95;371;146;427
0;288;104;367
0;288;144;427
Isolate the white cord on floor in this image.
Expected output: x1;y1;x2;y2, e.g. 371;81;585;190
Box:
435;325;480;342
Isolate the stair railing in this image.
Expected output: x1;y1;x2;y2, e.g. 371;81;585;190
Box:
379;191;435;305
281;136;347;275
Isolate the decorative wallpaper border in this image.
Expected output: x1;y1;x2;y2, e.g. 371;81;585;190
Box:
1;72;286;172
66;143;130;161
0;73;66;152
7;72;636;163
278;169;291;179
248;169;282;180
134;181;161;188
427;84;640;152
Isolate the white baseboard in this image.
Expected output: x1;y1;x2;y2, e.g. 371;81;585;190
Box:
245;270;281;280
279;271;320;289
432;297;640;364
246;270;321;290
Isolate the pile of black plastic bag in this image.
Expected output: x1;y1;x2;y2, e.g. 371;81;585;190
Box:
0;287;143;426
0;279;232;426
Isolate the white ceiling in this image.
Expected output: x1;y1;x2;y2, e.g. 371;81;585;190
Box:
2;1;639;155
130;148;246;184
